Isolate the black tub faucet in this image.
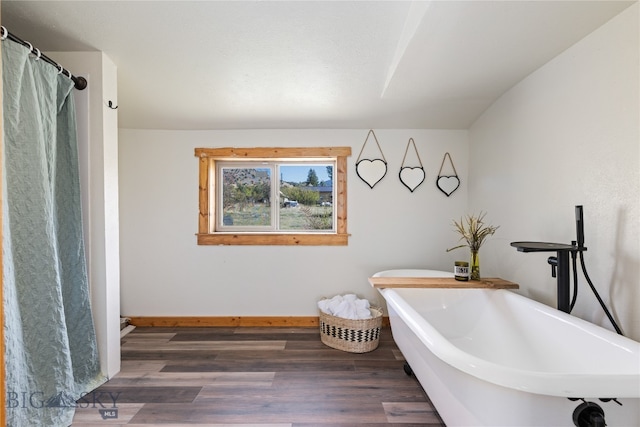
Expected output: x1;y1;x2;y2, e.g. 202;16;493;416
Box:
511;206;587;313
510;241;581;313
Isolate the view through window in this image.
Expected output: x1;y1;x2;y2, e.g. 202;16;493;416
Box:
218;163;335;232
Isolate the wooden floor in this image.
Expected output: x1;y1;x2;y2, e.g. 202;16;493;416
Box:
71;326;445;426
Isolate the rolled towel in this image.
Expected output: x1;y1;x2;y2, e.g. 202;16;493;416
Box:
354;298;371;319
334;299;357;319
343;293;358;302
318;295;338;314
317;299;331;314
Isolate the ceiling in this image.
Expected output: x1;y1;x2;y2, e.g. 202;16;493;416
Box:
1;1;636;130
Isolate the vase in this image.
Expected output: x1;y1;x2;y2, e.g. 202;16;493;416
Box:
470;249;480;280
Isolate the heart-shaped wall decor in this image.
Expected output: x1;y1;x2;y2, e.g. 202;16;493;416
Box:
437;175;460;197
399;167;425;192
356;159;387;189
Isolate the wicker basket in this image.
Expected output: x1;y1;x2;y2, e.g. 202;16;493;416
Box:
319;306;383;353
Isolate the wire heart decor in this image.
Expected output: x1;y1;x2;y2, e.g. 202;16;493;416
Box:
356;159;387;189
400;167;425;192
355;130;387;189
437;175;460;196
399;138;425;192
436;152;460;197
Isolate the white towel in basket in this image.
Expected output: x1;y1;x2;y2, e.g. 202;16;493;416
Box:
318;294;371;320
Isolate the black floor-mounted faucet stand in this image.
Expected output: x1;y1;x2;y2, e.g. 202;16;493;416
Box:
512;206;624;334
511;206;586;314
511;242;581;313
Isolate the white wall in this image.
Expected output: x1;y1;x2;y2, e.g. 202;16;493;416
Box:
119;129;468;316
49;51;121;377
468;5;639;340
118;0;638;342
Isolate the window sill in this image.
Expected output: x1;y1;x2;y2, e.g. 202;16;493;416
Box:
197;233;349;246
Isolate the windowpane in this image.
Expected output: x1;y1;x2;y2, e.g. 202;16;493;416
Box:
279;164;334;231
220;167;272;228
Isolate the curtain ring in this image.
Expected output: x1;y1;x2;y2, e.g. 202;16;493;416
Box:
0;26;8;41
57;64;64;75
33;47;41;60
25;41;33;53
64;69;73;80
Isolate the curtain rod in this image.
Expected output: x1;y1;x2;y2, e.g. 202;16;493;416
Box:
0;26;87;91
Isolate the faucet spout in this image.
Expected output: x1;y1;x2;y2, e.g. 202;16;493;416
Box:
547;256;557;278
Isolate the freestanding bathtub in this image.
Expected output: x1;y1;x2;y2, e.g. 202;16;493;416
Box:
373;269;640;427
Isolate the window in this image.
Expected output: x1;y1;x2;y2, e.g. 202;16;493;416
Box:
195;147;351;245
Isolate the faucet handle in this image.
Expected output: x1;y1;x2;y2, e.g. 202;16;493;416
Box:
547;256;558;278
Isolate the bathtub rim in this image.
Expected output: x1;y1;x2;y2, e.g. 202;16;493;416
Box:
372;268;455;278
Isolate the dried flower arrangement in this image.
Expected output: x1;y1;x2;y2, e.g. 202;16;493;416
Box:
446;212;499;252
446;212;499;280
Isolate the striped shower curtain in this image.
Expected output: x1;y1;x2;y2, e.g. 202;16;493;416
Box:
2;39;105;426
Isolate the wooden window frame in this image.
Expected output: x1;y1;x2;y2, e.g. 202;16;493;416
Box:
195;147;351;245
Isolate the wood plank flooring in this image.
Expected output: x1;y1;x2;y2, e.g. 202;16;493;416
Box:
72;326;445;426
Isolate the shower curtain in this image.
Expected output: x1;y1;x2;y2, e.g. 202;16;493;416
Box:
2;40;105;426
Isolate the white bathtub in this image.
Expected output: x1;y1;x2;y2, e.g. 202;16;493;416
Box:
373;269;640;427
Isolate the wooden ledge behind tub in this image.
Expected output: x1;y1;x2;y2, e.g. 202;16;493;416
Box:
368;277;519;289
